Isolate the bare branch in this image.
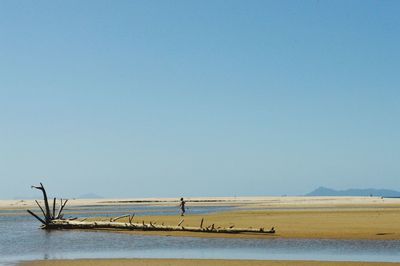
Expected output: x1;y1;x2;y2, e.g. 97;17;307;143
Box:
52;198;56;219
34;200;46;219
27;210;46;225
31;183;51;223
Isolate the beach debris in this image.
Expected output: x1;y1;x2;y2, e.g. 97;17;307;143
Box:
110;214;131;222
128;213;135;224
27;183;70;228
27;209;47;225
178;219;184;226
34;200;46;218
57;198;69;219
44;219;276;234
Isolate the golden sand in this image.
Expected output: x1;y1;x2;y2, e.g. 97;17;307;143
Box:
86;207;400;240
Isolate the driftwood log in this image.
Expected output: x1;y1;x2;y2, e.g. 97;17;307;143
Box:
46;219;276;234
27;183;276;235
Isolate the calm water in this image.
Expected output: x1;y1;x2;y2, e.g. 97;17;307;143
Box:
1;205;400;265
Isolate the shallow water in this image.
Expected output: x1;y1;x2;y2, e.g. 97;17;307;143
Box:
1;204;234;218
0;205;399;265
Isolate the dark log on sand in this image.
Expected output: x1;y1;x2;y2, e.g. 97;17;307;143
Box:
45;219;276;235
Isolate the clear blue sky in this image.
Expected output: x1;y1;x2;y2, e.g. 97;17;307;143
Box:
1;0;399;199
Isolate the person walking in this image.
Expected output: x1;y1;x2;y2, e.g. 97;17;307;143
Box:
179;197;186;216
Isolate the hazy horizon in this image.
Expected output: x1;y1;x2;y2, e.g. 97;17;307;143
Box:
1;1;399;199
6;185;400;201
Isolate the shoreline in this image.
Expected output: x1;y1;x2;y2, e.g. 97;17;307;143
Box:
2;196;400;240
2;196;400;210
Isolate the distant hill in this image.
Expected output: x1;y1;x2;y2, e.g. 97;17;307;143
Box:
306;187;400;197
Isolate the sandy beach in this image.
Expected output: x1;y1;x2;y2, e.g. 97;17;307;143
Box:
2;196;400;240
90;206;400;240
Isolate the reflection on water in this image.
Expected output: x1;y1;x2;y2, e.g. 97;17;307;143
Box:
0;205;399;265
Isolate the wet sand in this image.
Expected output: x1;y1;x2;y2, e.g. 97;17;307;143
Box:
19;258;400;266
87;207;400;240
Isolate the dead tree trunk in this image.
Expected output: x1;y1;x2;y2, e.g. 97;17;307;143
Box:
46;219;276;235
27;183;69;228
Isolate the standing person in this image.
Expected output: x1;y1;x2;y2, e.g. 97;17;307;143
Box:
179;197;186;216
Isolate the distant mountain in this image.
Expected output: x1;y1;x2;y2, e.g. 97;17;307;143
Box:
306;187;400;197
77;193;103;199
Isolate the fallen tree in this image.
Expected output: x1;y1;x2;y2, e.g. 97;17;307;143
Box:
27;183;276;235
46;219;276;234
